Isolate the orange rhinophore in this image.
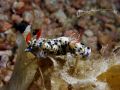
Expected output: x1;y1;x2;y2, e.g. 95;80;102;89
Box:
26;32;31;44
36;29;42;39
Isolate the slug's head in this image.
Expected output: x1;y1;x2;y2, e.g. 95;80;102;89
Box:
25;46;33;52
25;39;37;52
25;45;38;52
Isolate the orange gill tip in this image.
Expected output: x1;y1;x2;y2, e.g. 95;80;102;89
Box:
76;34;81;42
70;32;76;37
69;40;77;48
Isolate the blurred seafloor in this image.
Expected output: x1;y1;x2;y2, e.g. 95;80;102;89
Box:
0;0;120;90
